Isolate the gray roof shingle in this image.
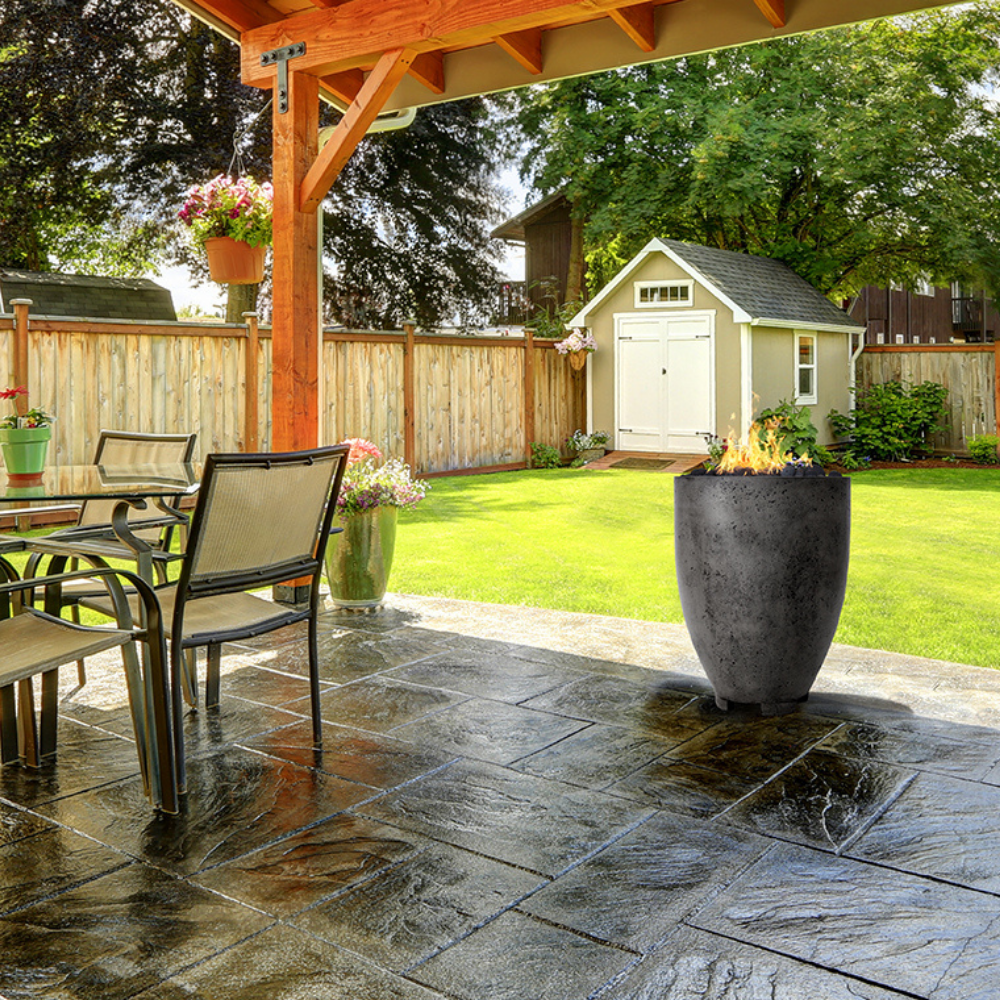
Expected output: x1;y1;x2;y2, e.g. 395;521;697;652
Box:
0;270;176;322
656;239;863;330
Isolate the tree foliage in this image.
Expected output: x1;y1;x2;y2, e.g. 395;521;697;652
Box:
500;4;1000;297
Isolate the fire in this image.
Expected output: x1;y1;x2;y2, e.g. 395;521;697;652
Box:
715;419;812;474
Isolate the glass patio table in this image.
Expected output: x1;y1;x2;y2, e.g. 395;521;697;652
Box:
1;462;202;582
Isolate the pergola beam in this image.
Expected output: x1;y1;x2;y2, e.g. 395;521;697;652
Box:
409;52;445;94
608;3;656;51
240;0;678;84
300;47;417;213
753;0;786;28
495;29;544;74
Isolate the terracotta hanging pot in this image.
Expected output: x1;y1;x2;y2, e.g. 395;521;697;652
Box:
204;237;266;285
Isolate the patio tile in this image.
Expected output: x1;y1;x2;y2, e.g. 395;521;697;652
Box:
0;719;143;808
0;827;128;916
35;746;378;876
606;757;761;819
690;840;1000;998
387;648;585;703
0;799;57;846
408;910;635;1000
819;720;1000;780
721;749;915;852
295;842;545;972
134;923;447;999
242;719;457;789
392;697;589;765
508;723;680;789
357;758;655;877
521;673;697;733
0;862;271;1000
321;606;425;634
662;712;840;781
179;698;307;758
848;771;1000;893
517;812;770;953
600;924;910;999
219;663;330;707
291;676;470;734
192;812;427;917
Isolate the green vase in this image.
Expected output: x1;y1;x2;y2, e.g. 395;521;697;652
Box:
0;425;51;478
325;506;398;608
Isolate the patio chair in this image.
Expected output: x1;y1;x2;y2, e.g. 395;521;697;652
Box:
25;430;197;685
81;445;350;785
0;565;178;813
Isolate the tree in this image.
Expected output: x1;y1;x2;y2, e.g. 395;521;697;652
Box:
499;4;1000;298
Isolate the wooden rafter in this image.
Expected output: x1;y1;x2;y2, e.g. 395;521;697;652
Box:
300;47;417;212
608;3;655;52
495;28;543;74
322;68;364;104
171;0;279;32
240;0;681;85
409;52;445;95
753;0;785;28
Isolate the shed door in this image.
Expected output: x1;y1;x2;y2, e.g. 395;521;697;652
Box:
615;313;714;453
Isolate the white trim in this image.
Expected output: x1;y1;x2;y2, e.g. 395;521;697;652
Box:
740;323;753;437
633;279;694;308
750;317;862;335
794;331;818;405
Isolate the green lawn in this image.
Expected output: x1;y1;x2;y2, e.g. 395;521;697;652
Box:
392;466;1000;670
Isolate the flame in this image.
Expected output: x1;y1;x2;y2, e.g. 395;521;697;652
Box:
715;419;812;474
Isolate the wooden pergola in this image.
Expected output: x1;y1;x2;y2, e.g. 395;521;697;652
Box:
169;0;960;452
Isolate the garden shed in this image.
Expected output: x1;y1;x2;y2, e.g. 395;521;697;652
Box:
568;238;864;453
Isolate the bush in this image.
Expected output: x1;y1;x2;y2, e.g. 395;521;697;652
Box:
969;434;1000;465
529;442;562;468
829;380;949;462
567;429;610;452
756;399;827;464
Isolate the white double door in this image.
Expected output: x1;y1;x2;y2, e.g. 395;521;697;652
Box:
615;312;715;453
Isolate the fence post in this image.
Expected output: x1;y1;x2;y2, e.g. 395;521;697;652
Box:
524;329;535;464
994;338;1000;438
402;320;416;469
242;311;260;453
9;299;31;418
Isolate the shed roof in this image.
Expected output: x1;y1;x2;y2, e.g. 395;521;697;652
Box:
0;270;176;322
491;191;571;243
571;237;864;333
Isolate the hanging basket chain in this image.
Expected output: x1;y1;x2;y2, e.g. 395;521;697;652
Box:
228;97;273;178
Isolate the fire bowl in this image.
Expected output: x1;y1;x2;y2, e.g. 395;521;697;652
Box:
674;471;850;715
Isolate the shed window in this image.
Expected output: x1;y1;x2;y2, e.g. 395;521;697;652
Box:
634;280;693;308
795;334;817;405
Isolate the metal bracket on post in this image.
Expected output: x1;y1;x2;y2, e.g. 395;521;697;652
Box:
260;42;307;114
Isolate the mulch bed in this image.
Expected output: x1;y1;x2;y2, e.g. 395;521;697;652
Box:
829;457;996;472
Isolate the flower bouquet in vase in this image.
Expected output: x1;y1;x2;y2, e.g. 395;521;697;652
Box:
325;439;429;609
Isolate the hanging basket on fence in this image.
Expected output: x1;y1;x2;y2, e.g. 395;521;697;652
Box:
568;350;588;371
204;237;267;285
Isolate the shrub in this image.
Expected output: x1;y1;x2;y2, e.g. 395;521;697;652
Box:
567;429;610;452
829;380;949;462
756;399;826;464
529;442;562;468
969;434;1000;465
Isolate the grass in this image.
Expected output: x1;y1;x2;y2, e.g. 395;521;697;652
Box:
391;466;1000;670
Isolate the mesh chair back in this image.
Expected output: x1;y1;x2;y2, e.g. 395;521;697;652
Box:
79;431;197;528
180;447;348;594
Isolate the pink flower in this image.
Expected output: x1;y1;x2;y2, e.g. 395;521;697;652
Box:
0;386;27;400
343;438;383;465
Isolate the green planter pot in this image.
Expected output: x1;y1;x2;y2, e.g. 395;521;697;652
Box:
0;425;51;479
325;506;398;608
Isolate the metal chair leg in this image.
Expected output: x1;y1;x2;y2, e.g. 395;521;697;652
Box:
17;678;39;768
0;686;18;764
206;643;221;708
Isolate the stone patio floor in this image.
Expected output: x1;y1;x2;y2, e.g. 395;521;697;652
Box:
3;592;1000;999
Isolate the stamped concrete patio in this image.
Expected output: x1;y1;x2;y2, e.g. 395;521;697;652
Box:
2;592;1000;999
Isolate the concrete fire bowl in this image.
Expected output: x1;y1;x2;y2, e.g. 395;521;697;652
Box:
674;473;850;715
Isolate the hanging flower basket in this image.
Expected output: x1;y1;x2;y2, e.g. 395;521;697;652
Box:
204;237;267;285
555;328;597;371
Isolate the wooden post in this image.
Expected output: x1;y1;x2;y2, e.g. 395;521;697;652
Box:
402;320;416;470
10;299;31;418
524;330;535;464
271;69;320;454
242;311;260;453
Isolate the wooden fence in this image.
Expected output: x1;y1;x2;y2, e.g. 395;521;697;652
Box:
856;344;1000;453
0;301;585;474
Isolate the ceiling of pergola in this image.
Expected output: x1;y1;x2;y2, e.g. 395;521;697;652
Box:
172;0;962;113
